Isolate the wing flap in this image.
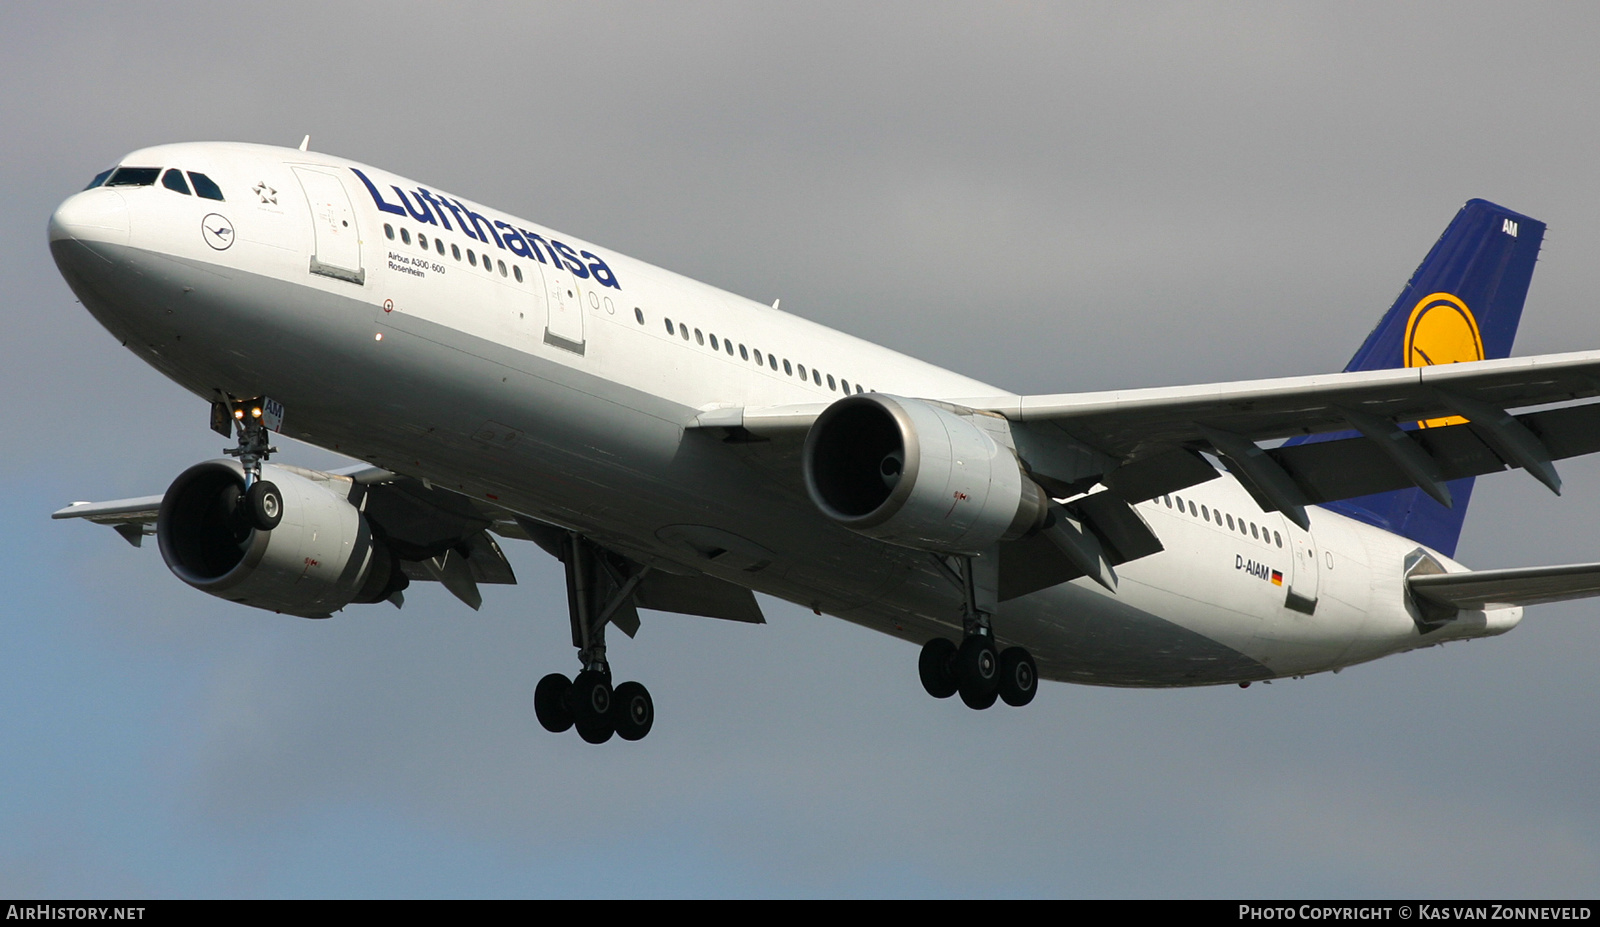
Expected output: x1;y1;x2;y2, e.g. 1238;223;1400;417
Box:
1262;402;1600;506
635;571;766;624
1410;562;1600;609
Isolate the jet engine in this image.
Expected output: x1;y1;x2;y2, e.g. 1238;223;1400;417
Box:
803;394;1048;553
156;460;404;618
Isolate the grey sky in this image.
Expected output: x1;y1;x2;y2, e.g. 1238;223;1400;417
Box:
4;2;1599;897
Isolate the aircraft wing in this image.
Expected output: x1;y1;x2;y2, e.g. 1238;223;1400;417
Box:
708;349;1600;528
53;463;763;626
963;348;1600;455
1409;562;1600;609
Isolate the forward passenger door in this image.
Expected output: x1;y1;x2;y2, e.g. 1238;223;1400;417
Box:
292;167;365;285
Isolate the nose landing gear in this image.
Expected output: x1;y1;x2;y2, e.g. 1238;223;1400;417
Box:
215;396;283;531
532;532;656;745
920;551;1039;711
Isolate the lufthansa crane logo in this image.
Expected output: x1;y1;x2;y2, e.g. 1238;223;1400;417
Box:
1405;292;1482;428
201;213;235;251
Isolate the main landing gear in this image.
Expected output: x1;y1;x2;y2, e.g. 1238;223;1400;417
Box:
918;552;1038;710
532;532;656;744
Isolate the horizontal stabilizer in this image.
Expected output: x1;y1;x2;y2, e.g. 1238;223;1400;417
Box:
1409;562;1600;610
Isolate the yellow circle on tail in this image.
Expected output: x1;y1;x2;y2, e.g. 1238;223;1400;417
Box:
1405;293;1482;427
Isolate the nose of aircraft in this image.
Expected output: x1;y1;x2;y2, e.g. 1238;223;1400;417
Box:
48;189;130;245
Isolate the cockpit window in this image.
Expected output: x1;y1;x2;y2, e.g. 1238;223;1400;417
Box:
83;169;114;190
162;169;191;195
105;167;162;187
188;172;224;201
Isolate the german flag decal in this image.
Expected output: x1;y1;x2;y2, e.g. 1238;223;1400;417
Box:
1271;570;1284;586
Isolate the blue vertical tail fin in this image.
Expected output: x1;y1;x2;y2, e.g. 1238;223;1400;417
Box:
1289;199;1545;556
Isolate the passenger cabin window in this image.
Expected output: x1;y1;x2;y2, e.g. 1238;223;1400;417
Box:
813;369;822;386
664;319;675;335
740;345;749;360
635;307;644;324
161;169;190;195
106;167;161;187
695;329;704;345
467;250;476;266
452;244;462;261
401;228;412;245
709;334;719;351
384;224;395;240
783;360;793;375
187;172;225;201
418;234;429;250
436;239;445;255
515;266;524;283
498;260;507;277
84;168;113;190
725;340;734;356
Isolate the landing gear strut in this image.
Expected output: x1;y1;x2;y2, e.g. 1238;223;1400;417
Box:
919;551;1038;710
532;532;656;744
217;396;283;532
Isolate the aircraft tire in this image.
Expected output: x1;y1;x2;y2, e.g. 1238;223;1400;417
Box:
955;635;999;710
918;638;959;699
612;681;654;741
997;647;1038;707
245;480;283;531
571;670;613;715
534;673;574;733
575;715;615;744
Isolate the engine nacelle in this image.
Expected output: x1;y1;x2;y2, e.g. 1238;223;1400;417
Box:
157;460;400;618
803;394;1047;553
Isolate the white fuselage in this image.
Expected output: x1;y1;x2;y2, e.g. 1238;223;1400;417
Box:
48;142;1521;688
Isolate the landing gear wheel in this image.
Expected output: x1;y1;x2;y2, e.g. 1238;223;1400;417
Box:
534;673;574;733
956;635;999;710
997;647;1038;707
918;638;959;699
575;716;615;744
612;681;654;741
244;480;283;531
570;670;615;744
